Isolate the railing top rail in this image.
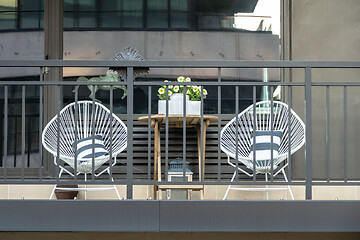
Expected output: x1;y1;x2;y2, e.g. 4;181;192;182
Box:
0;60;359;68
4;81;360;86
0;81;304;86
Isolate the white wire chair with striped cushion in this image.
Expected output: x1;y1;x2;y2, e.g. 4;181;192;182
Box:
42;101;127;199
220;101;305;200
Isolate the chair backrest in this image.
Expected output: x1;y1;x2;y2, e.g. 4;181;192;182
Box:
42;101;127;162
220;101;305;169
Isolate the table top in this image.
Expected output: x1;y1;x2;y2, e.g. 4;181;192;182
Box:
138;114;218;128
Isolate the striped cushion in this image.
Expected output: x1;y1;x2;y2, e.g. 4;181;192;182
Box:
74;135;108;160
249;131;282;162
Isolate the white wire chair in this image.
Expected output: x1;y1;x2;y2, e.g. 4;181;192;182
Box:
220;101;305;200
42;101;127;199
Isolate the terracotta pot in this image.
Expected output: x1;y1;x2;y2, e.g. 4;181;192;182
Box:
55;185;79;199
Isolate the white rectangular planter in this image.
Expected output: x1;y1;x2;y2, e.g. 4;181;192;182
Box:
158;93;201;115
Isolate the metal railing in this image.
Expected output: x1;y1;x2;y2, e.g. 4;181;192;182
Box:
0;60;359;200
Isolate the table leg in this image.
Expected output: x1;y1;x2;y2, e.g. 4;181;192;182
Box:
202;120;209;180
154;121;161;199
154;121;159;182
156;125;161;182
197;120;209;181
197;126;201;179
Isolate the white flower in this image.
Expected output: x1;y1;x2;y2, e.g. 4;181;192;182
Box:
192;86;200;92
177;76;185;82
173;86;180;92
186;90;191;95
185;77;191;82
164;80;169;82
168;90;173;97
158;87;165;95
203;89;208;95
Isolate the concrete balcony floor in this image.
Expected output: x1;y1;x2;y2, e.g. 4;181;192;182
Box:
1;184;360;200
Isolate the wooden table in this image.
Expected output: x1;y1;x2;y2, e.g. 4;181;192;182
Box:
138;115;218;183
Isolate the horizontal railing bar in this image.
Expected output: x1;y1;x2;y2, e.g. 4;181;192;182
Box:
0;180;307;186
0;81;129;86
312;82;360;86
1;180;359;186
3;81;360;87
135;81;304;86
0;180;359;186
0;81;303;87
0;60;359;68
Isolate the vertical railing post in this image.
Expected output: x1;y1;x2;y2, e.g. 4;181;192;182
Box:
126;67;134;199
305;67;312;200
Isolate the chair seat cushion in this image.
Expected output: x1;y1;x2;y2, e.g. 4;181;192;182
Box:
249;130;282;161
74;135;108;160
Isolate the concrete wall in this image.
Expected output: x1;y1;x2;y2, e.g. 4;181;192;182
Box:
0;30;280;80
284;0;360;179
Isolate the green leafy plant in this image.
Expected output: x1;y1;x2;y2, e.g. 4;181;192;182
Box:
157;76;208;101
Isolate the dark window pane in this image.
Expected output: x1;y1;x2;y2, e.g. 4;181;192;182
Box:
147;0;167;10
0;12;16;30
0;0;17;11
123;12;143;28
123;0;143;11
197;15;220;29
78;12;96;28
20;0;40;11
39;12;44;28
64;0;75;11
20;12;39;29
101;0;121;11
78;0;96;11
100;12;121;28
170;0;188;11
171;12;189;28
147;12;168;28
64;12;76;28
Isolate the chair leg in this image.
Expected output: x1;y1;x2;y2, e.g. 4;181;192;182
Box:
84;173;87;200
49;168;64;199
107;168;122;200
265;173;269;200
223;170;237;200
282;168;294;200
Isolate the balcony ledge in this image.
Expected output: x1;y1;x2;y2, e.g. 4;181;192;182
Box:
0;200;359;232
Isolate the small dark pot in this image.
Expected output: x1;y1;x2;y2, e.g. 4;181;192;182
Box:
55;185;79;199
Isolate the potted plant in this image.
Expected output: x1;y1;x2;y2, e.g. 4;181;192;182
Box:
55;185;79;200
158;76;208;115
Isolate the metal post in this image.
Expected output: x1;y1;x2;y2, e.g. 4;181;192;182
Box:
39;68;44;180
3;86;8;180
326;86;330;182
305;67;312;200
109;86;113;180
217;68;221;181
147;86;152;182
21;86;25;180
126;67;134;199
344;86;348;182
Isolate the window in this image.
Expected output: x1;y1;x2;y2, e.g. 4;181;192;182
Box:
99;0;144;29
19;0;43;29
0;0;17;30
64;0;97;29
170;0;190;29
0;0;274;32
